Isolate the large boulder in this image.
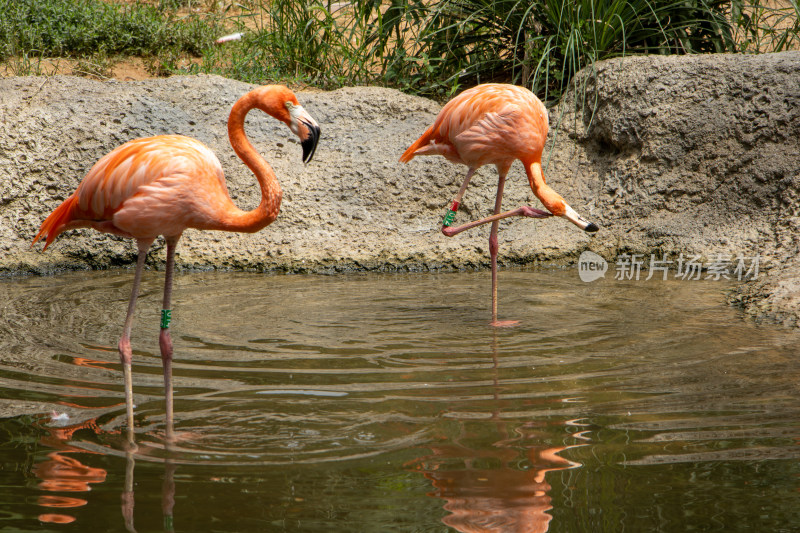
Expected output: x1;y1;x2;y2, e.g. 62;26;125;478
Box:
554;52;800;325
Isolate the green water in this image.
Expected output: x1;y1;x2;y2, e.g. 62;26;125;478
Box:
0;269;798;532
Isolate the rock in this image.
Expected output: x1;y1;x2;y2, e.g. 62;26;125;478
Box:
1;52;799;325
553;52;800;327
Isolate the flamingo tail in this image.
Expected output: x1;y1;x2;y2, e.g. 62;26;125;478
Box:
32;195;79;251
399;125;435;163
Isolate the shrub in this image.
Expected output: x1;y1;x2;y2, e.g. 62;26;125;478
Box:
0;0;218;60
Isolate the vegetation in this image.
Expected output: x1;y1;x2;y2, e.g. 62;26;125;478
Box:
197;0;381;88
0;0;798;101
0;0;221;76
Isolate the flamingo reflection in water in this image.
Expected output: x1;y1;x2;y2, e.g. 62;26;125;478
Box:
405;339;588;533
34;417;108;525
34;412;176;532
407;420;586;533
121;445;176;533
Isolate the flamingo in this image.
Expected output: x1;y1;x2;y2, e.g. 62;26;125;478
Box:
400;83;598;327
32;85;321;444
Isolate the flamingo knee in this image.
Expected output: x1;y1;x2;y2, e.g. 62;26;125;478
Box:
118;338;133;366
489;232;499;258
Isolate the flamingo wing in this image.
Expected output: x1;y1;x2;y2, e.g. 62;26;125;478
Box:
449;107;529;167
447;85;548;164
400;83;547;166
77;136;223;218
33;135;224;249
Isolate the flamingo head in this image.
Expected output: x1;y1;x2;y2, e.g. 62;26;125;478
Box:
285;100;321;164
252;85;321;164
546;194;599;233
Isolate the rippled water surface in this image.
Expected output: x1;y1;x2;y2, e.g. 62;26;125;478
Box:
1;268;799;532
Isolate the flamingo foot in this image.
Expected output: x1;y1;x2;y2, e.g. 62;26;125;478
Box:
519;206;553;219
442;226;458;237
490;319;520;328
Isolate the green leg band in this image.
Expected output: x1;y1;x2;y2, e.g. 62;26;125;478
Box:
161;309;172;329
442;210;456;227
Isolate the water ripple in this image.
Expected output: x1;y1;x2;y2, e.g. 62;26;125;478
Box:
1;269;799;471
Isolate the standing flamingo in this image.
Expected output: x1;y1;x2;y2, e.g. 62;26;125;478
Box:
400;83;598;327
32;85;321;444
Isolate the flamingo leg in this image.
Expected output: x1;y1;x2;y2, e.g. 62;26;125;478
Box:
440;165;552;238
489;173;518;327
160;236;179;443
438;167;545;326
442;205;552;237
162;454;176;532
122;450;136;532
440;167;476;234
119;238;154;447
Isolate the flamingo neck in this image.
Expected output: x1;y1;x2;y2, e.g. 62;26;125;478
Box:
525;161;566;216
221;92;283;233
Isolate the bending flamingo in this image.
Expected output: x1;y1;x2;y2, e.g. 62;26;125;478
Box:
32;85;321;444
400;83;597;327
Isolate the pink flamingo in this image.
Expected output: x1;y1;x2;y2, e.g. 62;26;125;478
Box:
32;85;321;444
400;83;598;327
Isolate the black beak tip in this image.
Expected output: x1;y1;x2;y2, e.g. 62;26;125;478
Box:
585;222;600;233
301;124;321;164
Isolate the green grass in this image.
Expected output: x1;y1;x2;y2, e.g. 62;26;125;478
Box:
1;0;797;101
0;0;221;75
190;0;384;89
196;0;799;101
356;0;799;100
733;0;800;52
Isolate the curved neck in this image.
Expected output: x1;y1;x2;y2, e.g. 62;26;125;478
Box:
221;92;283;232
525;160;565;215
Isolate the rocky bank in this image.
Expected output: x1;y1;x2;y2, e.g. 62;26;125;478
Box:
1;52;799;324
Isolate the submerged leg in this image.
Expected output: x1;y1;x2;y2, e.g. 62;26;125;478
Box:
160;236;179;443
122;450;136;532
119;238;154;447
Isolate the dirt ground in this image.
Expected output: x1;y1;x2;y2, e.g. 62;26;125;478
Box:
0;56;154;80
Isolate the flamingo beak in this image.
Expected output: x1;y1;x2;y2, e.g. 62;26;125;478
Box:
563;204;599;233
289;104;321;164
300;118;321;164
